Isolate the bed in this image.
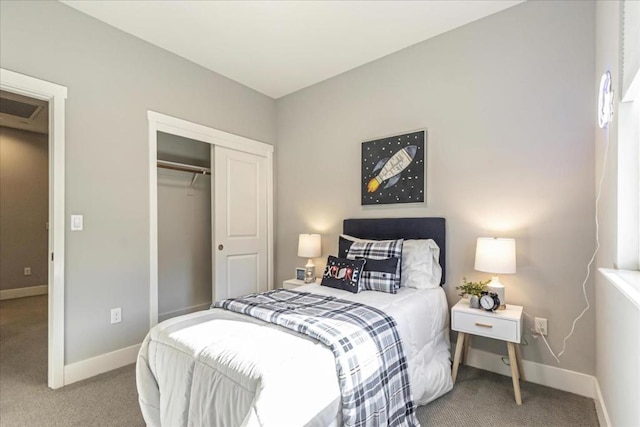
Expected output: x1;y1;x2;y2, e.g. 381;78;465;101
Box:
136;217;453;426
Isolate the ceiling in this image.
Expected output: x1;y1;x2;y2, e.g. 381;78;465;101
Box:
61;0;524;99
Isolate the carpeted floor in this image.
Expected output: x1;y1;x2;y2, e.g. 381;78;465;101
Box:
0;295;599;426
0;295;143;427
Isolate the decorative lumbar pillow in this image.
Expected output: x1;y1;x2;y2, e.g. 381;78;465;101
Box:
320;256;366;293
339;235;399;258
401;239;442;289
346;238;404;293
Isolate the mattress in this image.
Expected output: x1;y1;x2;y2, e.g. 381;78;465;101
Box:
136;285;452;426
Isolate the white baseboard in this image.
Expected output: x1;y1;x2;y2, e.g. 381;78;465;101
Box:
158;302;211;322
593;377;612;427
0;284;47;300
462;347;596;398
64;343;141;386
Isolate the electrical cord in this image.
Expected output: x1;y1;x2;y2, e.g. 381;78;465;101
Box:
501;336;528;366
522;126;611;364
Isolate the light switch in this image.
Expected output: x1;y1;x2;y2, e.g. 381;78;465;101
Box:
71;214;83;231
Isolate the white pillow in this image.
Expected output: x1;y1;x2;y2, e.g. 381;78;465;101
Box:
401;239;442;289
339;235;442;289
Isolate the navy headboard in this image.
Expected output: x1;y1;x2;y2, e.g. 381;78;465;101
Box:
343;217;446;286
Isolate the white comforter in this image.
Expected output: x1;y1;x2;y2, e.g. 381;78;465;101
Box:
136;285;452;426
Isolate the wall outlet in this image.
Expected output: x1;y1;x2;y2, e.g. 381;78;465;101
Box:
534;317;548;336
110;308;122;324
24;267;32;276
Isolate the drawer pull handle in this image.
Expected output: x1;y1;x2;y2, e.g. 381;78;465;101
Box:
475;322;493;328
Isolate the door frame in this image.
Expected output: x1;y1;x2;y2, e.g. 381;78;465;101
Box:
0;68;67;389
147;111;274;328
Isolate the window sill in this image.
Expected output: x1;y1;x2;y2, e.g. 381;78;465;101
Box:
599;268;640;309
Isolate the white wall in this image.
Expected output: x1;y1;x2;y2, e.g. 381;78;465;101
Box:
596;272;640;426
157;132;212;320
276;0;596;375
594;1;640;425
0;127;48;291
0;1;276;364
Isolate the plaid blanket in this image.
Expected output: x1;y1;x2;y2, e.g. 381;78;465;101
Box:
214;290;418;427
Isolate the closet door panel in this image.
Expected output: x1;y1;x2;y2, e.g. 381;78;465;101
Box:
214;146;267;301
227;158;258;238
226;254;258;298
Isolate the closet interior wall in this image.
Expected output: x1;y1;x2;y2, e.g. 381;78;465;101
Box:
157;131;212;321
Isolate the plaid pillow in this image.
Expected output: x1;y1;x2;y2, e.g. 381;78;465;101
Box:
346;239;403;293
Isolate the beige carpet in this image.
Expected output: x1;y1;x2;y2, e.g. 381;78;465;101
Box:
1;295;599;426
0;295;143;427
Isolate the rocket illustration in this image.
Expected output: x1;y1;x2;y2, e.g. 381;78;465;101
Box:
367;145;417;193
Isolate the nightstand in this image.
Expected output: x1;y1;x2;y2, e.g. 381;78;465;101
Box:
282;278;319;290
451;299;524;405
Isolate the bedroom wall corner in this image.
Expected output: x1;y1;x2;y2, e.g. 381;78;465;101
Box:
275;0;597;376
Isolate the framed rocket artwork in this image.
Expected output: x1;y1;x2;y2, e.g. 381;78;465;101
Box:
361;130;425;205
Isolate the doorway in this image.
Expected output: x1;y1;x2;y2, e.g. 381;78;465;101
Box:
0;91;49;398
0;68;66;389
148;111;274;328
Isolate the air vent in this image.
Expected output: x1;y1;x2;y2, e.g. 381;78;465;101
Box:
0;91;48;134
0;97;40;119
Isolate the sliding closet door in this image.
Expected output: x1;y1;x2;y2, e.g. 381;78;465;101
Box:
213;146;268;301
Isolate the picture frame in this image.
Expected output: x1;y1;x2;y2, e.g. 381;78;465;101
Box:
361;129;426;205
295;268;306;281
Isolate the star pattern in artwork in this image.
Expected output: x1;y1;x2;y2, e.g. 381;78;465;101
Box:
361;130;426;205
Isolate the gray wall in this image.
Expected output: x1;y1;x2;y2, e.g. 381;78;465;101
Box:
157;132;212;320
0;1;276;364
276;0;596;375
0;127;48;290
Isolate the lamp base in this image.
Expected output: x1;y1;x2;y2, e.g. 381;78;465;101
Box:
304;259;316;284
488;276;506;310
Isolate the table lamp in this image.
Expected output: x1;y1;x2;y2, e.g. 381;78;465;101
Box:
298;233;321;283
474;237;516;310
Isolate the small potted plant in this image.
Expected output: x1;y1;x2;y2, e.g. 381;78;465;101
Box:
456;277;490;309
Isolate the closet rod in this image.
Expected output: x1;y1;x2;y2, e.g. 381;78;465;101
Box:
157;159;211;175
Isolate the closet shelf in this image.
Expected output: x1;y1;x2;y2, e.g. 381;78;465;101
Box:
157;159;211;175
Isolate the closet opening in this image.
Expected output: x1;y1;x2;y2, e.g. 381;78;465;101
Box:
148;111;274;329
156;132;213;322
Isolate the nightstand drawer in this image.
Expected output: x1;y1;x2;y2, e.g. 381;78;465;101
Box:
452;311;519;342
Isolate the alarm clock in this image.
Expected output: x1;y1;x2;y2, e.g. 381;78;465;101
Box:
480;291;501;312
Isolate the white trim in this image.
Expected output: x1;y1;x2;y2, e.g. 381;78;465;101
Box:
147;111;273;156
158;302;212;323
266;150;274;291
621;57;640;103
0;285;48;300
148;111;274;328
148;118;159;328
63;344;141;386
0;68;66;390
462;346;596;398
599;268;640;309
593;377;612;427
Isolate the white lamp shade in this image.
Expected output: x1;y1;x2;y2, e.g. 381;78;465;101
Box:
474;237;516;274
298;234;321;258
